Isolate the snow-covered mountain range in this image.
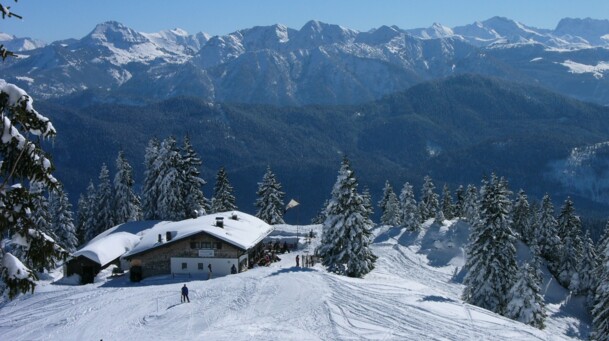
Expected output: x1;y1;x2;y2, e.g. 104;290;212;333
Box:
2;17;609;105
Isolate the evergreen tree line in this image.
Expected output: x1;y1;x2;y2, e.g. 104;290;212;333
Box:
354;172;608;337
73;136;289;246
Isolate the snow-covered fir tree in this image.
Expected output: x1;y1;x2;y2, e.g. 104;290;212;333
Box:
434;207;445;225
535;194;561;273
453;185;465;219
29;182;54;239
255;166;285;225
75;194;88;246
592;222;609;341
311;199;329;224
528;239;545;285
318;157;376;277
556;198;583;291
463;184;479;224
0;78;66;298
378;181;400;226
48;186;78;252
579;231;598;305
10;182;55;269
155;136;186;221
113;151;141;224
440;184;454;220
463;174;518;316
505;262;546;329
210;167;237;213
361;186;374;220
419;175;439;222
181;136;207;218
380;182;400;226
512;190;532;243
82;181;98;243
142;137;161;220
399;182;420;231
94;163;115;235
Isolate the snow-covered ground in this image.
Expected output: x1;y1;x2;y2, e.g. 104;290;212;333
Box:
0;221;588;340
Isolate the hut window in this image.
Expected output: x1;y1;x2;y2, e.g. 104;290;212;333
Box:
190;242;197;249
198;263;204;270
216;242;222;249
182;263;187;269
201;242;212;249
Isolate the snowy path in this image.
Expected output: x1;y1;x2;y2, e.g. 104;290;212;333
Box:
0;224;581;340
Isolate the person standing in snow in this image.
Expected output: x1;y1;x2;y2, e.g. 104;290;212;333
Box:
181;284;190;303
231;264;237;274
296;255;300;267
208;264;212;279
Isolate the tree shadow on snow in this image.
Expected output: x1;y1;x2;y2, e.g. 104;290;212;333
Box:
266;267;317;277
375;226;405;243
419;295;455;303
100;273;208;288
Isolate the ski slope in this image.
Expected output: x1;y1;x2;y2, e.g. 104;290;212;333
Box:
0;222;587;340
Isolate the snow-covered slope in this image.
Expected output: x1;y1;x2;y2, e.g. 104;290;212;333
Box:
0;222;587;340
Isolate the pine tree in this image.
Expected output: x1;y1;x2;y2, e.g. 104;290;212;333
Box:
453;185;465;219
535;194;561;273
255;166;285;225
0;5;66;297
142;137;161;220
155;136;186;221
379;181;400;226
181;136;207;218
463;184;479;224
399;182;420;231
210;167;237;213
592;223;609;341
579;231;598;305
380;183;400;226
463;174;518;316
83;181;98;243
311;199;329;224
506;263;546;329
29;182;54;239
361;186;374;220
318;157;376;277
75;194;88;246
94;163;115;235
440;184;454;220
419;175;439;222
556;198;583;291
48;186;78;252
113;151;141;224
512;190;532;243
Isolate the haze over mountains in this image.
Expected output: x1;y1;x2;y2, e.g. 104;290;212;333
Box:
2;16;609;106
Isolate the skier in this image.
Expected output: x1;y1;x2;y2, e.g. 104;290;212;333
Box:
208;264;212;279
181;284;190;303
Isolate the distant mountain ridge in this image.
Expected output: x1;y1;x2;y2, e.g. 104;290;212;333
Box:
2;17;609;106
40;74;609;220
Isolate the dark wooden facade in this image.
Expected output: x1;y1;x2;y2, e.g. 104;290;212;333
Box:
64;256;104;284
126;231;258;280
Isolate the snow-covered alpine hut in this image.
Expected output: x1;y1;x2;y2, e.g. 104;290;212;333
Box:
123;211;273;281
65;221;158;284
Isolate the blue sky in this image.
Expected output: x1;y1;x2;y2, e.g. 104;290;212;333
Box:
4;0;609;42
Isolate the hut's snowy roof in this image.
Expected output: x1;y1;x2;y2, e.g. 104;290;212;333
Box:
124;211;273;258
70;221;160;266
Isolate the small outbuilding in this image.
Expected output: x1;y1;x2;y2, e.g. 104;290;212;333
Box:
64;221;158;284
